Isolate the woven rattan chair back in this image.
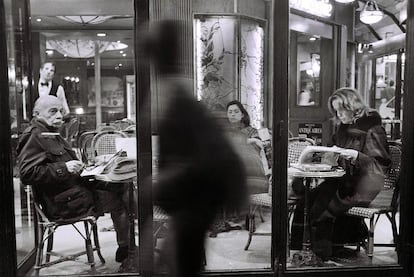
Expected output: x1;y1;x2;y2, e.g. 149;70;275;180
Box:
77;131;98;163
288;137;316;165
92;130;128;157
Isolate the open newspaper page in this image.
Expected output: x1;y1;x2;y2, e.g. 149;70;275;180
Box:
292;146;342;172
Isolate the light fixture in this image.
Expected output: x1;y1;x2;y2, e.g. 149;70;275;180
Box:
368;44;374;53
360;0;384;25
56;16;113;25
46;40;128;58
75;107;84;115
97;33;107;37
334;0;354;3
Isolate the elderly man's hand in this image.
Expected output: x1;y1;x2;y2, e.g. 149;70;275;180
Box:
65;160;84;174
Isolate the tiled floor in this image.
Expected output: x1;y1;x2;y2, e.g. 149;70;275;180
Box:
21;210;399;276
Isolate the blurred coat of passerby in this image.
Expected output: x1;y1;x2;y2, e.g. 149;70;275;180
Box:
141;20;247;277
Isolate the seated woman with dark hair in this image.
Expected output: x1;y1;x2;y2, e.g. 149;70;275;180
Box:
209;100;270;237
225;100;269;194
291;88;391;261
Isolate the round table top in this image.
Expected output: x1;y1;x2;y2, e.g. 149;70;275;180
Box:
288;166;345;178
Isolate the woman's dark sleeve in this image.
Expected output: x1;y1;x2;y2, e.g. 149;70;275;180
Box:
356;125;391;174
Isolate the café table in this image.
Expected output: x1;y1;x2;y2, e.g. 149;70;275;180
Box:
83;154;138;272
288;165;345;266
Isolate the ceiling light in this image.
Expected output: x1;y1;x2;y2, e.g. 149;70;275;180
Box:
56;16;113;25
360;0;384;25
334;0;354;3
46;40;127;58
45;49;53;55
309;37;316;41
97;33;107;37
122;53;127;57
36;18;42;22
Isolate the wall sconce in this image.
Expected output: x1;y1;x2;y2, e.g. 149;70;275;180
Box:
360;0;384;25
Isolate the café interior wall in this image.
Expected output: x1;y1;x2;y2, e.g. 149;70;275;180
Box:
331;2;354;42
289;34;334;145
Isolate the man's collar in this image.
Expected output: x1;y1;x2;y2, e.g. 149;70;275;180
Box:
32;118;59;132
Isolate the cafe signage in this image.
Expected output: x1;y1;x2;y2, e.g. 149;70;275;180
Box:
289;0;333;18
298;123;323;145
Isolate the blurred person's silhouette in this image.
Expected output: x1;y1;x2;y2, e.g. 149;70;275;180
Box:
142;20;247;277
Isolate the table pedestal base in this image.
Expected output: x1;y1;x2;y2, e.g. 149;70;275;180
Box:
118;247;139;273
291;249;322;267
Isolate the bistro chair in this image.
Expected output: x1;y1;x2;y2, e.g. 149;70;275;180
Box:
345;141;402;258
153;205;207;265
91;130;129;158
113;118;135;131
96;123;120;132
30;186;105;275
61;117;80;147
77;131;98;164
244;137;315;250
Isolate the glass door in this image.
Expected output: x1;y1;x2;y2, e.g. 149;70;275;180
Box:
18;0;138;275
4;0;37;274
284;2;405;275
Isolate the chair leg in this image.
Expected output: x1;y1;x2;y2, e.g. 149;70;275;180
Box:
202;245;207;266
387;212;399;252
367;216;375;257
244;212;255;251
34;224;45;275
258;206;265;222
92;223;106;264
84;221;96;273
45;229;54;262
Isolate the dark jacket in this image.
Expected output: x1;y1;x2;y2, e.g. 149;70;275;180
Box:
17;119;95;222
327;110;391;213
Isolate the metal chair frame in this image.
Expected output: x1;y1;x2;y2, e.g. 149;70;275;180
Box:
153;206;206;265
345;141;401;258
31;187;105;275
244;137;316;250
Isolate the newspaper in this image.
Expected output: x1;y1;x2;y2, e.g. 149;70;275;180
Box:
291;146;342;172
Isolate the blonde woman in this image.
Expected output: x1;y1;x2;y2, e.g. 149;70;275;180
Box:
291;88;391;261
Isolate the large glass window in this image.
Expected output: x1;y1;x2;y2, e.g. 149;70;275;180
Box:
287;10;400;271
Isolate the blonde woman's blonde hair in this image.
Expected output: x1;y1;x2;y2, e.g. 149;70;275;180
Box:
328;87;368;124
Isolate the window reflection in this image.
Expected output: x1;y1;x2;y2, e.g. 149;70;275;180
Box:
296;33;321;107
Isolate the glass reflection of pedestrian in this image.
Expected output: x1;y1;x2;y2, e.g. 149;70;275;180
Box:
141;20;247;277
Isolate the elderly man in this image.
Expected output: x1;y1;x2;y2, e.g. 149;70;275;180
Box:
17;95;129;263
